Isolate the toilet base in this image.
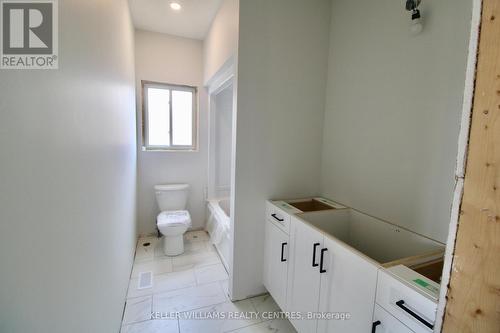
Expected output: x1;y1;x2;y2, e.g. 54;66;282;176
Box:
163;235;184;256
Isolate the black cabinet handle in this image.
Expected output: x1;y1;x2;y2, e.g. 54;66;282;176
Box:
312;243;320;267
396;300;434;329
371;320;381;333
320;248;328;273
271;213;284;222
280;242;287;262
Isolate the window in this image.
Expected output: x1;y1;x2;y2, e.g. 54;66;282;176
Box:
142;81;197;151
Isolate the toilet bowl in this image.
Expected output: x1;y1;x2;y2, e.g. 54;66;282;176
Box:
157;210;191;256
155;184;191;256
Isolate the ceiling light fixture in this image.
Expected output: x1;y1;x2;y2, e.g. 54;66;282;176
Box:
405;0;423;35
170;2;181;11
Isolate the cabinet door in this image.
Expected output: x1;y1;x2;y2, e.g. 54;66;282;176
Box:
263;220;289;310
287;217;323;333
317;237;379;333
372;304;415;333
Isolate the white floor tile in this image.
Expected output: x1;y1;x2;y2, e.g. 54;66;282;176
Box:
184;239;211;253
120;319;179;333
230;319;297;333
206;243;217;253
131;257;173;278
127;269;197;299
184;230;210;242
220;280;229;298
138;236;158;246
127;277;154;299
155;233;212;258
153;282;227;314
135;237;157;262
194;263;228;285
179;299;261;333
172;250;221;271
123;232;233;332
154;238;166;258
249;294;280;314
122;295;152;325
154;269;197;293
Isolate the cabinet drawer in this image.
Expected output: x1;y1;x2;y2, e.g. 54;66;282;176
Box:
266;202;290;234
372;304;414;333
376;270;436;333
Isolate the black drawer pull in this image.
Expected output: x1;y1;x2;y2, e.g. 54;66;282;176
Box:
271;213;284;222
312;243;320;267
280;242;287;262
320;248;328;273
396;300;434;329
371;320;381;333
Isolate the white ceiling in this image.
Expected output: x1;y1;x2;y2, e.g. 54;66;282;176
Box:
129;0;223;40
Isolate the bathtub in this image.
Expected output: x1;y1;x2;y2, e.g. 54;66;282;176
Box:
206;198;231;271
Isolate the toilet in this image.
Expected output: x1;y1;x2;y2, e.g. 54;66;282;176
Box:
155;184;191;256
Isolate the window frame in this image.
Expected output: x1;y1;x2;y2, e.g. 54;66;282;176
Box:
141;80;198;152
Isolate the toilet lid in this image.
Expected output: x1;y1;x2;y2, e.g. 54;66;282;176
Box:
157;210;191;227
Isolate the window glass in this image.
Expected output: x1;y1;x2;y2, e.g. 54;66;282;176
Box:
147;88;170;146
143;82;196;150
172;90;193;146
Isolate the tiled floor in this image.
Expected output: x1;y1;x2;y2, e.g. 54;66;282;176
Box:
121;231;296;333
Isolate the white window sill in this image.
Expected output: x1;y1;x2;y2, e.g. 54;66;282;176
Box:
141;147;198;153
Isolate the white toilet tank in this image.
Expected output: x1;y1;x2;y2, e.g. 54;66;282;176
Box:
155;184;190;211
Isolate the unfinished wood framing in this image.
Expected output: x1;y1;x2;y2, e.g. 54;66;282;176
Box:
434;0;483;330
441;0;500;331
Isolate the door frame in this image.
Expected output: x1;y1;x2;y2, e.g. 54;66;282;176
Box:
205;56;238;300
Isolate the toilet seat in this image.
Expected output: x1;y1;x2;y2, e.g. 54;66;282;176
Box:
157;210;191;228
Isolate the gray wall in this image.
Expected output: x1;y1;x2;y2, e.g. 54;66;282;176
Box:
320;0;472;242
203;0;239;84
233;0;332;299
135;30;208;235
0;0;137;332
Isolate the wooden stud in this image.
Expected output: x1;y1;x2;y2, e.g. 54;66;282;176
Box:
441;0;500;332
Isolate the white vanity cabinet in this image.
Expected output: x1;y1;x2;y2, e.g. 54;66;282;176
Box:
263;218;289;310
317;236;379;333
264;199;443;333
264;198;340;315
263;201;298;311
287;215;379;333
286;217;324;333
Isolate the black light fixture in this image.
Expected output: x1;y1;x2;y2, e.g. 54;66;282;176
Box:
405;0;423;34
